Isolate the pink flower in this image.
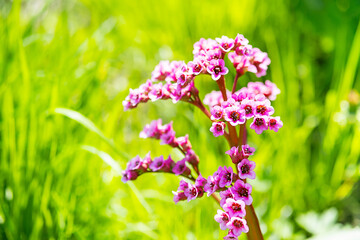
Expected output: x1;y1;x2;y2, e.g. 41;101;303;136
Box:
210;121;226;137
184;149;199;166
226;217;249;236
223;198;246;218
151;60;171;81
172;159;191;176
187;59;204;75
163;155;175;172
160;130;177;147
225;146;242;164
220;189;235;207
176;135;192;151
195;174;207;188
216;36;235;52
224;106;245;126
204;175;219;197
203;90;231;107
240;98;255;119
121;169;138;183
139;119;163;139
172;191;187;204
175;63;194;86
250;117;269;134
211;105;224;120
265;80;281;101
252;48;271;77
148;83;164;101
218;166;234;188
235;44;253;56
234;34;249;48
214;210;230;230
184;184;199;201
205;48;223;61
207;59;229;81
221;97;237;108
223;230;240;240
254;99;274;116
149;156;165;171
268;116;283;132
127;155;144;171
241;144;255;158
231;180;253;205
238;159;256;179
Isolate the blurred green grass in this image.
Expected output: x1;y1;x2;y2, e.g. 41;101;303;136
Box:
0;0;360;239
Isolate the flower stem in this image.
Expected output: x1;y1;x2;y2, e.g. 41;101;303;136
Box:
231;73;240;94
245;205;264;240
216;76;228;101
211;193;221;204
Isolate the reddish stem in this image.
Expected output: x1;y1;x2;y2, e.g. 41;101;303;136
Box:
232;73;240;94
216;76;228;101
245;205;264;240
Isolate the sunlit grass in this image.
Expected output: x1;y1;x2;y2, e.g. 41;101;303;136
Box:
0;0;360;239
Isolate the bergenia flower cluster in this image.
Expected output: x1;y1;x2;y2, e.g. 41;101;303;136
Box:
122;34;283;239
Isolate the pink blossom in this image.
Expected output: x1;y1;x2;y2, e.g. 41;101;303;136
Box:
163;155;175;172
151;60;171;81
148;83;164;101
265;80;281;100
250;116;269;134
139;119;163;139
225;146;242;164
187;59;204;75
127;155;144;171
195;174;207;188
203;90;231;107
234;34;249;48
223;230;240;240
226;217;249;236
241;144;255;158
204;175;219;197
211;105;224;120
160;130;177;147
238;159;256;179
268;116;283;132
240;98;255;119
184;184;199;201
207;59;229;81
235;44;253;56
149;156;165;171
175;63;194;85
224;106;245;126
214;210;230;230
172;191;187;204
216;36;235;52
254;99;274;116
121;169;138;183
231;180;253;205
172;159;191;176
218;166;234;188
223;198;246;218
184;149;199;166
252;48;271;77
220;189;235;207
176;135;192;151
210;121;226;137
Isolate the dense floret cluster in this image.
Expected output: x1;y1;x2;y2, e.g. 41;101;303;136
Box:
122;34;282;239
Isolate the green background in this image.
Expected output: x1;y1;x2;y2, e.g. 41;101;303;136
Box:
1;0;360;239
